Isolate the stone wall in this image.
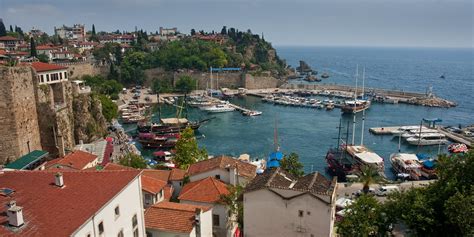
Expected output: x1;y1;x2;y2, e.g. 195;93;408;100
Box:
243;74;281;89
144;68;282;90
73;94;107;144
55;62;109;80
0;66;42;164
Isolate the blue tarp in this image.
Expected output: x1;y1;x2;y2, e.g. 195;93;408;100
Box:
423;160;435;169
416;153;431;160
267;151;283;169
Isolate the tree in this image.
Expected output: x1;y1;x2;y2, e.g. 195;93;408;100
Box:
9;25;13;32
90;24;98;42
95;94;118;121
337;195;391;237
152;78;173;93
173;127;207;169
30;37;37;57
358;165;383;194
220;185;244;229
0;20;6;36
119;153;147;169
120;51;146;85
281;152;304;177
175;75;196;94
221;26;227;35
37;54;49;63
190;29;196;36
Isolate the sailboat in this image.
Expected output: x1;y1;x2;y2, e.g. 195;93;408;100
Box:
344;68;384;174
325;119;357;181
341;66;371;114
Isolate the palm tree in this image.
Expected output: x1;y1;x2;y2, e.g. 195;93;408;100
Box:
358;165;384;194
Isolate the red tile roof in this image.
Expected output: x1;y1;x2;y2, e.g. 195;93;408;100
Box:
169;168;186;181
0;36;19;41
163;186;173;201
0;170;141;236
145;202;211;233
142;176;167;194
103;163;136;170
178;177;229;204
142;169;171;182
36;45;57;50
187;155;257;180
31;62;68;72
46;150;98;170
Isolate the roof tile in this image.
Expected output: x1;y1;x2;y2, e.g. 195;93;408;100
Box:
178;177;229;204
145;202;211;233
187;155;256;180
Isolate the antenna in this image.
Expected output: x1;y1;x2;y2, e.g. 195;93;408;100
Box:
360;67;366;145
274;117;279;151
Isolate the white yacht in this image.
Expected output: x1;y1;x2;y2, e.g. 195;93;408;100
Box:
401;128;439;139
391;126;425;135
201;104;235;113
406;133;448;146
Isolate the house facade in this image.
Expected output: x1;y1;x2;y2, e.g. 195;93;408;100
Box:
0;36;20;51
0;170;146;237
31;62;68;85
187;155;257;186
145;202;213;237
243;168;338;237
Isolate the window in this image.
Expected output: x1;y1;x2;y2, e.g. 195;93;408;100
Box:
132;214;138;227
133;229;139;237
86;234;91;237
307;211;311;215
213;214;220;226
146;232;153;237
298;210;304;217
40;75;44;83
64;72;68;79
215;174;221;180
46;74;50;82
98;221;104;235
59;72;63;80
115;206;120;218
117;230;124;237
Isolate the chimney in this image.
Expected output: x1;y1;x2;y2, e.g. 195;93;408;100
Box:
7;201;24;227
55;172;64;187
230;166;238;186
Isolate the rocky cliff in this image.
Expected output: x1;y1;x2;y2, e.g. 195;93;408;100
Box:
73;94;108;143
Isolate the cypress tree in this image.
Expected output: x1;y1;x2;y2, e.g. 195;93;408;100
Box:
0;20;6;36
9;25;13;32
92;24;96;35
30;37;37;57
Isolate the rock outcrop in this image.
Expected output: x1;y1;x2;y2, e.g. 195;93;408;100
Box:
73;94;107;143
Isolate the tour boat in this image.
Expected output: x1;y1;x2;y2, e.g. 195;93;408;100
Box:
341;100;371;114
406;133;448;146
400;128;439;139
389;153;422;180
345;145;385;173
201;104;235;113
243;111;262;116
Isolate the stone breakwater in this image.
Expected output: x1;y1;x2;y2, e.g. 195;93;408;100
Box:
281;83;456;108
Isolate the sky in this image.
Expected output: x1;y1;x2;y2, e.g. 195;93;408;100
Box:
0;0;472;48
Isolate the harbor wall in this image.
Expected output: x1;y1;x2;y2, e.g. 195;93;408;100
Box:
144;68;283;90
0;66;42;164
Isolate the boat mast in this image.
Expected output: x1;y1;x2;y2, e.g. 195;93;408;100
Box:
337;118;342;148
274;118;279;151
360;67;366;145
210;67;213;91
351;65;359;145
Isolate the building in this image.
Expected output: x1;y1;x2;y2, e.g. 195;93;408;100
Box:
159;27;178;36
145;201;213;237
243;167;338;237
74;41;98;53
179;177;238;237
55;24;86;41
36;44;58;61
0;36;20;51
187;155;257;186
3;150;49;170
31;61;68;85
141;175;167;208
45;150;99;170
0;170;146;236
99;34;136;45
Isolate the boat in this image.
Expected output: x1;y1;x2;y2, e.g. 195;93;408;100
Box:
326;103;335;110
341;66;370;114
448;143;469;153
345;145;385;173
391;126;425;135
341;100;371;114
321;73;329;79
121;114;145;124
389;153;422;180
406;133;448;146
325;120;357;181
137;118;205;134
400;128;439;139
243;111;262;116
201;104;235;113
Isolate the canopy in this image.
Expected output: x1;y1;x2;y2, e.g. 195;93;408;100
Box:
160;118;188;125
355;151;383;164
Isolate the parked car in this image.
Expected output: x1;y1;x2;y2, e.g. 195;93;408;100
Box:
353;188;375;197
376;186;400;196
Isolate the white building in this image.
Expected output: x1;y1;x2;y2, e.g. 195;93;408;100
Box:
31;62;68;85
145;201;213;237
187;155;257;186
45;150;99;170
243;167;338;237
0;170;146;236
55;24;86;41
179;177;238;237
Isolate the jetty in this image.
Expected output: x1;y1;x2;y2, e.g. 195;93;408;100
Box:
202;95;260;116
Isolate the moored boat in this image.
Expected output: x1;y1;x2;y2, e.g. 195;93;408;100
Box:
390;153;422;180
201;104;235;113
406;133;448;146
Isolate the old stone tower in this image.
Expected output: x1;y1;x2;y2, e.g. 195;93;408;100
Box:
0;66;42;164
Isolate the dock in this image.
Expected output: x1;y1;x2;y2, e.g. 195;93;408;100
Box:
203;95;259;115
437;127;473;148
369;126;412;135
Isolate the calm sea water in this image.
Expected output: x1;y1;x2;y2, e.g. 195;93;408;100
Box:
131;46;474;179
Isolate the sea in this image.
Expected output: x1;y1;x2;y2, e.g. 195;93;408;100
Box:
130;46;474;179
